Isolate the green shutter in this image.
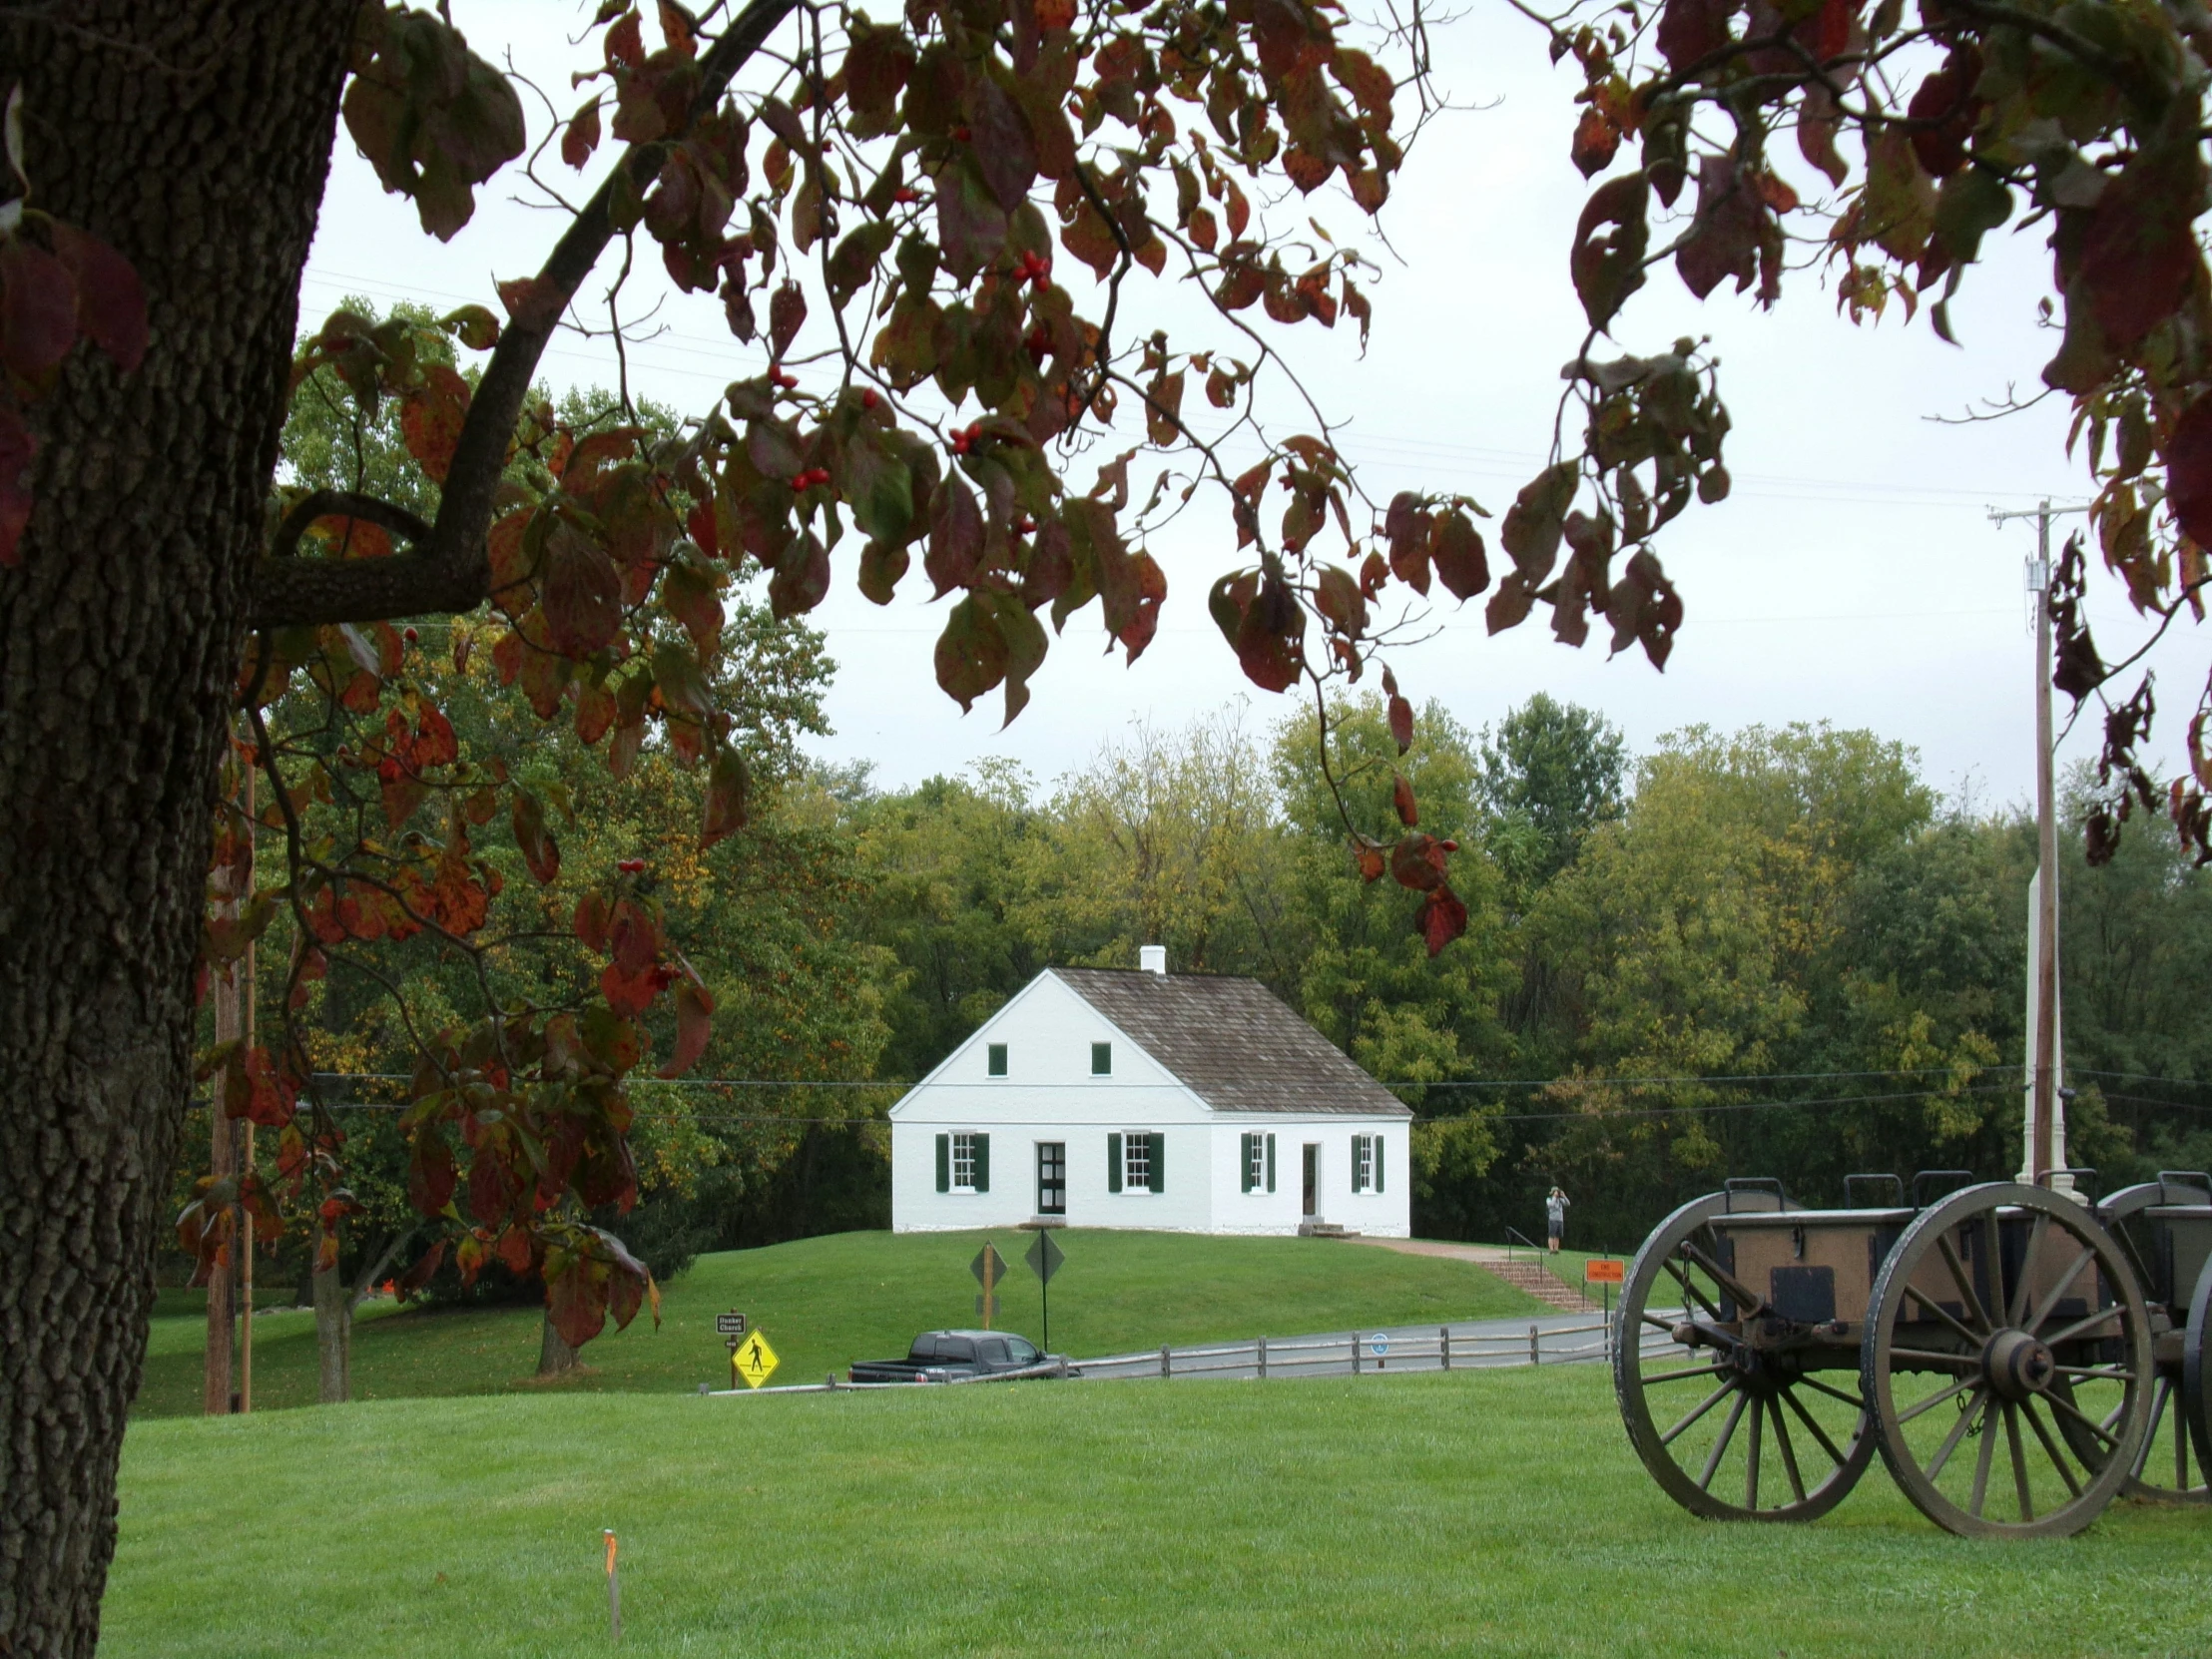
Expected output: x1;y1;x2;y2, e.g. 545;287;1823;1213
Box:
974;1133;990;1193
1352;1137;1365;1193
1107;1133;1123;1193
935;1134;949;1193
1240;1133;1254;1194
1150;1132;1164;1194
1375;1135;1384;1194
1266;1134;1276;1193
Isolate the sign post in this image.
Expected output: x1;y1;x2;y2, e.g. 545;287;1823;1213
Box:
716;1311;750;1389
603;1529;621;1642
970;1242;1008;1330
1584;1257;1624;1321
1023;1231;1065;1351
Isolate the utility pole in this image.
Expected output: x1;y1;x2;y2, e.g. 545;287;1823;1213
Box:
1989;499;2085;1190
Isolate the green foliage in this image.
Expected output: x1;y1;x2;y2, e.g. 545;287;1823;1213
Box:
1477;692;1626;890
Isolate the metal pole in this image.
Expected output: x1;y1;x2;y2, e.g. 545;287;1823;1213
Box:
2031;501;2059;1186
1529;1324;1539;1366
1257;1334;1267;1381
1160;1343;1170;1380
1352;1332;1361;1375
1440;1325;1450;1373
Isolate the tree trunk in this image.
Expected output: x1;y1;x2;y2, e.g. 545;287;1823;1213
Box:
311;1247;347;1405
0;8;357;1655
537;1313;581;1378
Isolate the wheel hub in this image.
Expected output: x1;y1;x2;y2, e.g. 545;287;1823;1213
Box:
1981;1327;2056;1401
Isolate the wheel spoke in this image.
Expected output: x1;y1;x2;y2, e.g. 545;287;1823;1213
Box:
2134;1378;2170;1480
1895;1376;1973;1426
1680;1239;1764;1317
1969;1400;1998;1517
2051;1365;2132;1382
1794;1373;1868;1412
2024;1246;2095;1336
1904;1287;1986;1349
2043;1305;2122;1348
2020;1398;2083;1498
2004;1403;2033;1522
1745;1390;1764;1509
1698;1390;1750;1492
2043;1388;2123;1450
1936;1231;1993;1333
1661;1380;1737;1447
1779;1382;1851;1467
1664;1254;1724;1322
1640;1363;1731;1385
1769;1396;1808;1504
2006;1213;2050;1328
1888;1346;1976;1370
1639;1312;1681;1335
1927;1387;1988;1480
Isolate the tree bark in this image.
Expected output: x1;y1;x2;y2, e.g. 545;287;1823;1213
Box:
0;8;357;1655
537;1313;581;1379
311;1247;347;1405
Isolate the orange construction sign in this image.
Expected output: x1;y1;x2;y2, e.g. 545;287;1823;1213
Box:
1584;1259;1625;1285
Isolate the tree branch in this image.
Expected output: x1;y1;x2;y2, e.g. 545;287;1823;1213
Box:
249;0;802;629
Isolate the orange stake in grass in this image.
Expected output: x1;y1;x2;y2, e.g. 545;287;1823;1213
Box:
603;1529;621;1642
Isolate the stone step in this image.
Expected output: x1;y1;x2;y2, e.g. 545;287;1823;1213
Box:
1482;1259;1593;1312
1298;1222;1362;1239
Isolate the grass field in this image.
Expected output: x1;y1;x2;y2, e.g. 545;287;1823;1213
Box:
133;1229;1545;1415
108;1363;2212;1659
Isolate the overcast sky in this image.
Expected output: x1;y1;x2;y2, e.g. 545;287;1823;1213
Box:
301;2;2208;812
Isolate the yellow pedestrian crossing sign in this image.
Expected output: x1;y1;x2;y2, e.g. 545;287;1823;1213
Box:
732;1330;779;1388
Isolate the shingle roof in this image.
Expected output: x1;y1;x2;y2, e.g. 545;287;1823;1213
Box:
1051;968;1410;1117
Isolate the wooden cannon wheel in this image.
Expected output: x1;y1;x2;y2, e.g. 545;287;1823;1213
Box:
1863;1183;2151;1538
2187;1250;2212;1488
1614;1192;1875;1522
2084;1180;2212;1504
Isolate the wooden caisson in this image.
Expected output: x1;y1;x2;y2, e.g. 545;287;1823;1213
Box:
1613;1172;2212;1537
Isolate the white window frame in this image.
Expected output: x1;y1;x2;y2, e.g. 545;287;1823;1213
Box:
951;1131;979;1193
1245;1134;1266;1193
1353;1134;1374;1193
1121;1131;1151;1192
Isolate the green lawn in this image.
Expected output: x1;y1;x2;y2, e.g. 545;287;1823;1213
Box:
133;1229;1544;1415
108;1365;2211;1658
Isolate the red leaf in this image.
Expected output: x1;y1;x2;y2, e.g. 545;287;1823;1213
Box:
541;522;623;656
701;747;749;848
547;1252;610;1349
400;364;470;482
657;977;716;1078
467;1140;521;1227
1354;840;1385;882
1416;882;1468;956
2079;136;2207;351
968;74;1038;214
1391;774;1418;828
1387;694;1413;754
2167;394;2212;549
0;400;35;568
408;1134;457;1216
562;97;602;169
1656;0;1730;70
601;959;659;1018
609;895;660;974
50;223;148;372
1388;832;1446;891
574;890;613;954
933;595;1008;712
926;474;984;596
512;789;561;884
397;1239;447;1295
1570;108;1620;179
0;238;78;382
1429;510;1489;600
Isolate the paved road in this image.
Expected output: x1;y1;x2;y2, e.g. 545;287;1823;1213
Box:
1069;1308;1670;1383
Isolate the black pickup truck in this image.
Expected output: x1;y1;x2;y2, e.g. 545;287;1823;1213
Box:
847;1330;1072;1383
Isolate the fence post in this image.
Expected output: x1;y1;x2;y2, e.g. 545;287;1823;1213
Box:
1258;1335;1268;1381
1529;1324;1539;1366
1352;1332;1362;1376
1161;1344;1171;1380
1440;1326;1451;1373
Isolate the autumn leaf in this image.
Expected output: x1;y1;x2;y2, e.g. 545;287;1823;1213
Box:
657;976;716;1077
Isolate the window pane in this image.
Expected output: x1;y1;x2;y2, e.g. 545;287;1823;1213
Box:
1091;1041;1111;1075
952;1132;976;1189
987;1042;1007;1076
1122;1131;1150;1190
939;1337;975;1362
1009;1338;1038;1364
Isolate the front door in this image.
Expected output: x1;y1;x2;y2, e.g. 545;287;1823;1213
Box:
1036;1142;1066;1216
1302;1143;1319;1218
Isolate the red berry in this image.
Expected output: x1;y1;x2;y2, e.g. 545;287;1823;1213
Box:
402;626;418;644
892;187;919;205
860;388;879;410
951;124;971;142
773;368;799;389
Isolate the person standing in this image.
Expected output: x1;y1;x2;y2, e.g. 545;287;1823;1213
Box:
1545;1186;1569;1254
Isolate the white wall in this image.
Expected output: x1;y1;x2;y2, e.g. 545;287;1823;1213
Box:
890;973;1409;1236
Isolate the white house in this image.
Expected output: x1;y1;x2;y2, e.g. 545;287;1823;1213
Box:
889;950;1411;1236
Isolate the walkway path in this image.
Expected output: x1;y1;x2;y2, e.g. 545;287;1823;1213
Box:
1347;1235;1597;1312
